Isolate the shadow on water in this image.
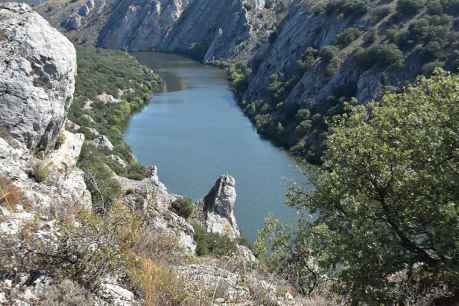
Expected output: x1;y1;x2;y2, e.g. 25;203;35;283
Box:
124;52;312;240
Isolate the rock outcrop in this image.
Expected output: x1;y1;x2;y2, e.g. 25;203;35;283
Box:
0;3;90;213
202;175;240;240
0;2;76;152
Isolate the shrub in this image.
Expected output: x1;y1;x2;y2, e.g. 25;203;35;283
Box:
336;27;362;48
170;197;194;219
297;47;319;73
0;203;142;291
397;0;425;16
326;0;368;17
354;44;404;70
127;257;188;306
371;6;392;23
324;58;340;77
193;223;237;257
426;0;444;15
33;160;52;183
228;62;250;95
422;60;445;75
78;143;122;211
268;73;288;101
318;45;338;62
40;279;98;306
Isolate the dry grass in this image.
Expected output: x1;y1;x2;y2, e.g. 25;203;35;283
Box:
0;176;22;211
128;257;191;306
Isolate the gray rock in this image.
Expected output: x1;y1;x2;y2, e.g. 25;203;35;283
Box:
96;0;287;61
63;14;82;30
0;2;77;152
203;175;240;239
92;135;114;151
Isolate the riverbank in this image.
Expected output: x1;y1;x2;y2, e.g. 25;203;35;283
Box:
67;47;162;208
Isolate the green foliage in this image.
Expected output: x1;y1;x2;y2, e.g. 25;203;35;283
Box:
326;0;368;17
227;62;251;96
254;216;291;272
78;143;122;211
318;45;338;63
33;161;51;183
70;48;160;181
296;47;318;72
74;48;159;100
170;197;194;219
336;27;362;48
192;223;238;257
397;0;425;17
268;73;289;101
354;43;404;70
287;70;459;303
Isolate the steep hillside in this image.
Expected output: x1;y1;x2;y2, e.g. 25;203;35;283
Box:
234;0;459;163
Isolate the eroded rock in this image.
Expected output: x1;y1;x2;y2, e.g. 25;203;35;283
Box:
0;2;76;152
202;175;240;240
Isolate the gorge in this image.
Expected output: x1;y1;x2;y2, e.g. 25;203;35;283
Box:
1;0;458;304
125;52;310;240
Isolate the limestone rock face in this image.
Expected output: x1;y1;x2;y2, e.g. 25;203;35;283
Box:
0;2;77;152
96;0;288;61
203;175;240;240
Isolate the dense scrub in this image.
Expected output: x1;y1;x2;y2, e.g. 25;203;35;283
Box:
255;71;459;305
69;48;161;210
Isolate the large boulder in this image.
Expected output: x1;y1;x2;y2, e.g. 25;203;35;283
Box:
202;175;240;239
0;2;76;152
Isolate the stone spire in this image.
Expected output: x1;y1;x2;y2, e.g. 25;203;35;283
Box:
203;175;240;240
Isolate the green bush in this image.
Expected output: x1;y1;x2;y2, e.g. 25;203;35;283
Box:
170;197;194;219
336;27;362;48
296;47;318;72
326;0;368;17
33;161;51;183
354;43;404;70
193;223;237;257
78;143;122;211
318;45;338;62
397;0;425;16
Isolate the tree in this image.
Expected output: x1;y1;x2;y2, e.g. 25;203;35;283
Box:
287;70;458;303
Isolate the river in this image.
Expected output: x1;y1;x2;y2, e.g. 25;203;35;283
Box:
124;52;310;240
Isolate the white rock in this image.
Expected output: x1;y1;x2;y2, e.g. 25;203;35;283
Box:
202;176;240;239
0;3;76;152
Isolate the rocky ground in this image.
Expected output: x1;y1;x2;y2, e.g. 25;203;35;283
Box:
0;3;326;305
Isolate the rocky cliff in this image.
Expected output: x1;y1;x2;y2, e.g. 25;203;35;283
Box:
38;0;290;60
